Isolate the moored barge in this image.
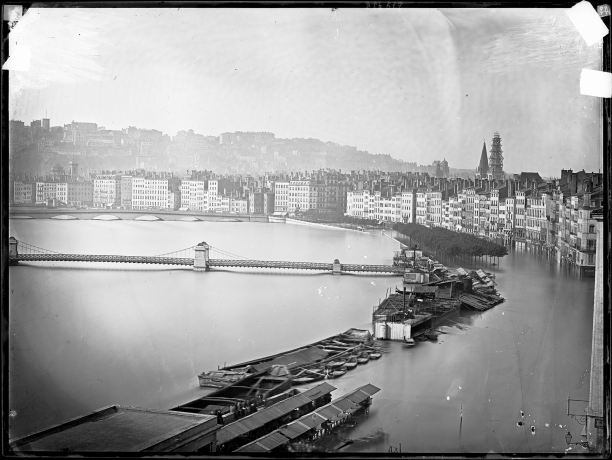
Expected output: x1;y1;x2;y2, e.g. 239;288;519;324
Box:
181;329;378;418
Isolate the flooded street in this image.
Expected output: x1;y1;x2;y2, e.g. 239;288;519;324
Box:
8;221;594;453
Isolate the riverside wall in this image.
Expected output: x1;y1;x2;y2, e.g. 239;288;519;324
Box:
8;207;269;222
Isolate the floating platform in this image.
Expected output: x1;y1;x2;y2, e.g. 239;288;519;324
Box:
458;292;504;311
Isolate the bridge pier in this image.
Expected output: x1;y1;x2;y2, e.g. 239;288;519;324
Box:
332;259;341;275
193;242;210;271
9;237;19;265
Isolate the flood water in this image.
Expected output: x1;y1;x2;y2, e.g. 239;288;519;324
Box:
8;220;595;454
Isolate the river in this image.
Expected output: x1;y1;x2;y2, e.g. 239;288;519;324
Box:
7;220;595;454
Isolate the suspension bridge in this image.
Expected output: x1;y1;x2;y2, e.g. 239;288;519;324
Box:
8;237;405;275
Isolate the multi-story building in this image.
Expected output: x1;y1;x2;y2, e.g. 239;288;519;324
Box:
56;183;68;204
426;191;443;227
93;174;121;208
463;189;476;233
168;190;181;211
514;189;528;240
274;181;289;213
346;189;372;219
400;191;416;224
374;192;401;222
207;180;221;212
441;200;451;229
230;198;248;214
248;189;274;215
474;192;490;237
121;176;133;209
66;181;93;206
288;180;312;213
416;192;427;225
525;192;547;247
574;207;598;275
180;180;208;212
13;181;34;204
449;195;462;231
35;181;59;204
131;177;169;210
505;196;515;242
64;121;98;146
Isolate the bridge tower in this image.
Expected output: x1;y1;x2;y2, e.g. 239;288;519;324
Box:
194;242;210;271
332;259;341;275
9;237;19;265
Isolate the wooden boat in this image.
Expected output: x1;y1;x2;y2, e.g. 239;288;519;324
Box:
292;376;317;385
356;352;370;364
290;367;326;386
198;369;251;388
369;352;382;359
426;331;439;341
323;345;352;352
292;374;321;385
327;359;347;369
404;338;416;347
344;357;358;370
327;366;348;379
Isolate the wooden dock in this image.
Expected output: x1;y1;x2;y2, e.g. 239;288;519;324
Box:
458;292;504;311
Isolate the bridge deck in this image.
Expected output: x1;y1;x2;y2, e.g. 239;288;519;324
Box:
10;255;403;274
13;254;194;266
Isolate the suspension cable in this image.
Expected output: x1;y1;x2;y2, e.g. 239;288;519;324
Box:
209;246;250;260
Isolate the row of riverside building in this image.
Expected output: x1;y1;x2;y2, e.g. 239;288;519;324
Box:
345;169;603;276
9;164;349;215
10;166;602;275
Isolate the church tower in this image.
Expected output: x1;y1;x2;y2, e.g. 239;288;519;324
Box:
477;141;489;178
488;132;505;180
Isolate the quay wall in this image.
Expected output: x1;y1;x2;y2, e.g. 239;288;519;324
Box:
8;207;269;222
286;218;376;234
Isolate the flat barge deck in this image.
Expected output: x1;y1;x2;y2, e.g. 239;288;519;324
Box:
173;329;380;419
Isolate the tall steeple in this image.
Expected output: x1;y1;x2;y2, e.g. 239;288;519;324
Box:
488;132;505;180
478;140;489;177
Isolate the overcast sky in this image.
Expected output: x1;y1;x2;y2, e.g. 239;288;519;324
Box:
8;7;602;177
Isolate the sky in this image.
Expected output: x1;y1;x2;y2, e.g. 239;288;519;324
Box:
8;7;603;177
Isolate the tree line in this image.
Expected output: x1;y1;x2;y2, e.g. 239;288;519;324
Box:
393;223;508;258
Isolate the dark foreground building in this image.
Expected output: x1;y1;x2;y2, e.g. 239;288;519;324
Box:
9;405;220;453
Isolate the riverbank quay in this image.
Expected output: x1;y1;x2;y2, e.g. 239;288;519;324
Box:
286;217;380;234
8;206;269;222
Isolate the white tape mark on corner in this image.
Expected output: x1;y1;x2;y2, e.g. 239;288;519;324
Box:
566;1;609;46
2;44;30;71
580;69;612;97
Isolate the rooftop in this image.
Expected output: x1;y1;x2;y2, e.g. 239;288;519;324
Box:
10;405;217;453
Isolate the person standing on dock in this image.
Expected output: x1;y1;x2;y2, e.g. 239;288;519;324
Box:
216;410;225;426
